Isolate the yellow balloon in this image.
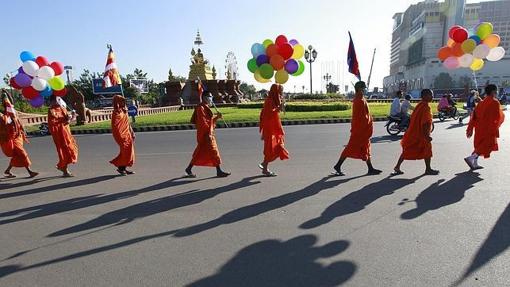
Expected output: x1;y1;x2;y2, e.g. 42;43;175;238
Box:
461;39;476;54
275;70;289;84
292;44;305;59
483;34;501;48
470;58;484;71
254;69;270;83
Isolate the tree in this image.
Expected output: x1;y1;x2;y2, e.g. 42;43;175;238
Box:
167;68;187;82
239;82;256;96
71;69;103;102
458;75;473;88
434;73;454;89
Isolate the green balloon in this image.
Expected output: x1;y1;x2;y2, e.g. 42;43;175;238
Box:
247;58;258;73
259;63;274;79
48;77;65;91
292;60;305;76
477;22;493;40
263;39;273;48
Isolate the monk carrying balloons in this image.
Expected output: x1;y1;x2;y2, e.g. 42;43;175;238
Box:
464;84;505;170
48;94;78;177
185;91;230;178
110;95;135;175
332;81;382;176
0;90;38;178
392;89;439;176
258;84;289;176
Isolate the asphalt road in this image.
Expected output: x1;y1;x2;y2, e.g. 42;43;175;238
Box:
1;118;509;287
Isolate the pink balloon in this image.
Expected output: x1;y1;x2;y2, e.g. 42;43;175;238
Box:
443;56;460;69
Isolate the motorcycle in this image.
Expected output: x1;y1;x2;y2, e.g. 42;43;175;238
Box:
386;115;434;136
438;106;460;122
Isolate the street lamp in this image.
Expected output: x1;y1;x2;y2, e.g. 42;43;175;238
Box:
323;73;332;93
304;45;317;94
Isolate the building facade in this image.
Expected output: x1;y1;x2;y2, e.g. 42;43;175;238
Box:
383;0;510;97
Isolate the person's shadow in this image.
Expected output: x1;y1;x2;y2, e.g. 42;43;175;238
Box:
371;135;402;144
186;235;356;287
399;172;483;220
173;176;363;238
300;175;422;229
47;176;262;238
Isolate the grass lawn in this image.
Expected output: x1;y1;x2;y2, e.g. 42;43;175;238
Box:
69;102;440;130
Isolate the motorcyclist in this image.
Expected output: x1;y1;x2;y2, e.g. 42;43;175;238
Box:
400;94;414;127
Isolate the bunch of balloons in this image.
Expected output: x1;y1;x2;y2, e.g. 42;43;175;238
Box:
437;22;506;72
247;35;305;84
9;51;66;108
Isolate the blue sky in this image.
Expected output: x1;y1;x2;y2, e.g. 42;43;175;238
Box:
0;0;475;92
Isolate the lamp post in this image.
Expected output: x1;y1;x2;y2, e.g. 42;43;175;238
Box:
304;45;317;94
323;73;332;93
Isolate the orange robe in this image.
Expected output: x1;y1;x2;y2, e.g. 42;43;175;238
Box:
259;94;289;163
401;101;433;160
110;101;135;167
190;103;222;167
0;115;31;167
48;105;78;169
341;95;372;161
467;96;505;158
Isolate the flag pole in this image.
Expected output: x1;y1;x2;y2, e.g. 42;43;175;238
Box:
366;48;376;92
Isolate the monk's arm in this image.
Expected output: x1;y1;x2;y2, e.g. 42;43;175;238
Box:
422;122;432;141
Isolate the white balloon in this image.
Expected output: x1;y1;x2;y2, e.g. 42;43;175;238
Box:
31;78;47;91
36;66;55;80
459;54;474;68
22;60;39;77
473;44;491;59
486;47;506;62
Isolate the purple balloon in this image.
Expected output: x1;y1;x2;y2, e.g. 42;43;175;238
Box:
18;67;24;74
285;59;299;74
29;96;44;108
256;54;269;66
14;73;32;88
289;39;299;46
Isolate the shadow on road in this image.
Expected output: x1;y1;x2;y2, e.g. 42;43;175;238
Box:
173;175;363;238
446;123;465;130
186;235;356;287
0;177;209;225
399;172;482;220
300;175;422;229
0;176;62;192
371;135;402;144
47;176;262;238
454;202;510;286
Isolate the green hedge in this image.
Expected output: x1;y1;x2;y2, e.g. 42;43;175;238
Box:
238;102;350;112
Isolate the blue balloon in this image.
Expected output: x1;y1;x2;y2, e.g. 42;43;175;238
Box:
256;54;269;66
469;35;481;45
40;86;53;98
20;51;35;62
251;43;265;58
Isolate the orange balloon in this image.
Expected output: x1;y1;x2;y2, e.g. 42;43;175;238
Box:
447;38;455;47
269;55;285;70
266;44;279;58
437;46;453;61
483;34;501;48
451;42;464;57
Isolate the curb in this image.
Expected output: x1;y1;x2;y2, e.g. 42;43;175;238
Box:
27;117;390;136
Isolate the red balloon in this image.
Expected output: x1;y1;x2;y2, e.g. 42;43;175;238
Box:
22;86;40;100
279;43;294;60
270;55;285;70
266;44;279;58
50;62;64;76
452;28;468;43
451;42;464;57
53;87;68;97
9;77;21;89
275;35;288;46
35;56;50;67
448;25;462;39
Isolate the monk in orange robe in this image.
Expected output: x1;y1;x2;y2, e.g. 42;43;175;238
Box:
48;95;78;177
393;89;438;175
185;91;230;178
110;95;135;175
258;84;289;176
333;81;381;176
0;92;38;178
464;84;505;170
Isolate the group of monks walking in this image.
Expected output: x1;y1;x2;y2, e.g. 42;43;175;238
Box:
0;81;505;180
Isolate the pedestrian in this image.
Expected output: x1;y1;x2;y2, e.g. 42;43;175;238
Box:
392;89;438;175
185;91;230;178
464;84;505;170
332;81;382;176
110;95;136;175
0;91;38;178
460;90;480;123
48;94;78;177
258;84;289;176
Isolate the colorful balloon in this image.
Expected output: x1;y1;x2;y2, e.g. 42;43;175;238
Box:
256;54;269;66
275;35;288;46
40;86;53;98
36;66;55;80
19;51;35;62
285;59;299;74
476;22;493;40
29;96;45;108
259;63;274;79
254;69;270;83
31;78;48;91
275;70;289;84
448;25;462;39
247;58;258;72
452;28;468;43
451;42;464;57
292;44;305;59
469;35;481;45
292;60;305;76
53;87;68;97
14;73;32;88
473;44;490;59
22;86;39;100
279;43;294;60
22;60;39;77
459;54;474;68
447;38;455;47
251;43;265;58
35;56;50;67
483;34;500;48
262;39;273;48
461;39;477;54
486;47;506;62
48;77;65;91
437;46;452;61
9;78;21;89
269;55;285;70
266;44;279;58
50;62;64;76
289;39;299;46
470;58;484;71
443;56;459;70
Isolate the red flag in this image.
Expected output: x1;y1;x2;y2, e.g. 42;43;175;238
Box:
347;32;361;81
